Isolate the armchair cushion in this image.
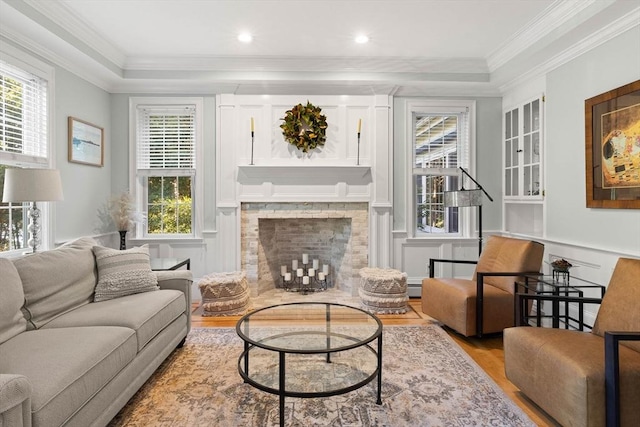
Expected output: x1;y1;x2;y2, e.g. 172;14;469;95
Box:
504;326;640;427
593;258;640;352
421;278;513;336
0;259;27;345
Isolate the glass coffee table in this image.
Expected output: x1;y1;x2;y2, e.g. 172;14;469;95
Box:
236;302;383;427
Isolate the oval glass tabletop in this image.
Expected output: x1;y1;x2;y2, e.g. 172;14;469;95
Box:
236;302;382;353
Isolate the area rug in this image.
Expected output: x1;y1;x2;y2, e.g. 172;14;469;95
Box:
109;326;534;426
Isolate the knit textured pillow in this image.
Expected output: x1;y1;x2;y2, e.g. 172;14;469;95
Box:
93;245;158;302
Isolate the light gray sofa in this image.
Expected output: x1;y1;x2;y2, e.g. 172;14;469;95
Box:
0;237;192;427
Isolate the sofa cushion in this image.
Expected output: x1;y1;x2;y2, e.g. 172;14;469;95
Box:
0;326;136;427
42;289;185;351
93;245;158;302
0;259;27;345
12;237;97;330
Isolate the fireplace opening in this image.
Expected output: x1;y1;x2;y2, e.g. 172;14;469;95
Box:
258;217;351;293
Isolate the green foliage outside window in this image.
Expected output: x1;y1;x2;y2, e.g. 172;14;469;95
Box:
146;176;192;234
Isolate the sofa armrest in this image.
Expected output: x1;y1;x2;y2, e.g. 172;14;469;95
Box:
428;258;478;278
0;374;32;427
153;270;193;333
605;331;640;427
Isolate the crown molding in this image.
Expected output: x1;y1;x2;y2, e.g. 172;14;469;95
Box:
21;0;125;67
499;6;640;94
487;0;612;72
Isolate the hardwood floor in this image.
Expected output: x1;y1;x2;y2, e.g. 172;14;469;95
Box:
191;298;559;426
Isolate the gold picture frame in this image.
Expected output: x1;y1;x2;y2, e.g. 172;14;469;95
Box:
585;80;640;209
68;117;104;167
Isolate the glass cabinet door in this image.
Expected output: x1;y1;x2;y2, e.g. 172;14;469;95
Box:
503;96;543;199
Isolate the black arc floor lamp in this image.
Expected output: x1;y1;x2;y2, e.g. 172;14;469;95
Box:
443;167;494;256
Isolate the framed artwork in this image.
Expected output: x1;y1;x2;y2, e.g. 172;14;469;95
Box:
585;80;640;209
68;117;104;167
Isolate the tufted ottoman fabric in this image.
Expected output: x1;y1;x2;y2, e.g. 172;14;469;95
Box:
358;267;408;314
198;271;251;316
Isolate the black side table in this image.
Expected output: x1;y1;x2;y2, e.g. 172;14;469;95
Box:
150;257;191;271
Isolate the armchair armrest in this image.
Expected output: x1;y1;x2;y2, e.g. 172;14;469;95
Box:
475;271;542;337
153;270;193;333
0;374;32;427
428;258;477;278
605;331;640;427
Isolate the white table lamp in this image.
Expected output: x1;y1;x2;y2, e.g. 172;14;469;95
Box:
2;168;64;253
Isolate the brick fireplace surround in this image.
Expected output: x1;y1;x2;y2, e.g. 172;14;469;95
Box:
240;202;369;297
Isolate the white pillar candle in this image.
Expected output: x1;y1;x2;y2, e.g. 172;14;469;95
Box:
318;272;325;281
297;268;303;277
302;253;309;264
292;259;298;270
284;272;291;281
323;264;329;275
313;259;319;269
308;268;315;277
302;276;310;285
357;118;362;133
281;265;287;276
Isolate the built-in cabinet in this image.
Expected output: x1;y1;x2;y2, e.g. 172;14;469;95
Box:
503;95;545;237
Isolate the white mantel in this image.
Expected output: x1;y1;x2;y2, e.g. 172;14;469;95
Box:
215;93;393;274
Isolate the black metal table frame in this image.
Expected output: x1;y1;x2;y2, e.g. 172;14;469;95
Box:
516;275;606;331
236;302;383;427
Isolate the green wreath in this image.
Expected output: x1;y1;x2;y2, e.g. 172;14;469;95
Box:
280;101;327;153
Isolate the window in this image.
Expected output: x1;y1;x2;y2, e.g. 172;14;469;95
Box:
410;101;474;237
132;99;202;238
0;57;50;252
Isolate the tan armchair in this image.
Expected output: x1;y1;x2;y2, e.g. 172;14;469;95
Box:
504;257;640;427
421;235;544;337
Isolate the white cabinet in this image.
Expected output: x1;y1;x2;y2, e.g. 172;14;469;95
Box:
503;95;544;237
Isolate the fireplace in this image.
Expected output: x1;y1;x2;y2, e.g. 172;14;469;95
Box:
241;202;369;297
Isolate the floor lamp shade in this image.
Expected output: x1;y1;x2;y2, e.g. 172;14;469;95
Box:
443;189;483;208
2;168;64;252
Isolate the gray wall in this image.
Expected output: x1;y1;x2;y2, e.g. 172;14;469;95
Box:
545;26;640;255
392;96;503;233
54;69;112;241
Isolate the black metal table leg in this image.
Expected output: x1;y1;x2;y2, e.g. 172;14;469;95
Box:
377;333;383;404
279;351;285;427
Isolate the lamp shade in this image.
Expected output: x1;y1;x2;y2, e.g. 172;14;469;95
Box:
444;189;482;207
2;168;64;203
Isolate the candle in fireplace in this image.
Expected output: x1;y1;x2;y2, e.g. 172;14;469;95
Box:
297;268;303;277
284;272;291;281
302;253;309;264
292;259;298;270
308;268;315;277
313;259;319;269
281;265;287;276
323;264;329;275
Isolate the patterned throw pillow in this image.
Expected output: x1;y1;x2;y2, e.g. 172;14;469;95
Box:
93;245;158;302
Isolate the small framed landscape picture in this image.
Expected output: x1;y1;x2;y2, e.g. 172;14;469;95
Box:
68;117;104;167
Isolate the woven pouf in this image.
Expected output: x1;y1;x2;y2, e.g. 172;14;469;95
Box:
358;267;408;314
198;271;250;316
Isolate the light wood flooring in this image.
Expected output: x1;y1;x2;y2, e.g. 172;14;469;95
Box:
192;297;559;427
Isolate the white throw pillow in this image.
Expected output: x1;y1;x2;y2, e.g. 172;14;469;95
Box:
93;244;158;302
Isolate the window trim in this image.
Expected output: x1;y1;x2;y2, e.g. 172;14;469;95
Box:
404;99;476;239
129;97;204;240
1;45;55;254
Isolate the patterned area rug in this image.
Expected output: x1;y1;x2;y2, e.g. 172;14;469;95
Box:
109;326;534;426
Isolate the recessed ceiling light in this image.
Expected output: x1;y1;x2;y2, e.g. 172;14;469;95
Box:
238;33;253;43
355;34;369;44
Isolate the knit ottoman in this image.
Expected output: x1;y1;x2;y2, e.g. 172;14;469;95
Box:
198;271;251;316
359;267;408;314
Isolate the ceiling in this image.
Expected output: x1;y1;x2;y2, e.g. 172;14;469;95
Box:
0;0;638;96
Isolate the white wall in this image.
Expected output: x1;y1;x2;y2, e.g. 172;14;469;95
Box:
545;26;640;256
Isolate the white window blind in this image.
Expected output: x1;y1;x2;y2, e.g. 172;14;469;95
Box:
0;60;48;165
136;105;196;175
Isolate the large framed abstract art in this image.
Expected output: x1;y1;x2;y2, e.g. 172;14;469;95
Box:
585;80;640;209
